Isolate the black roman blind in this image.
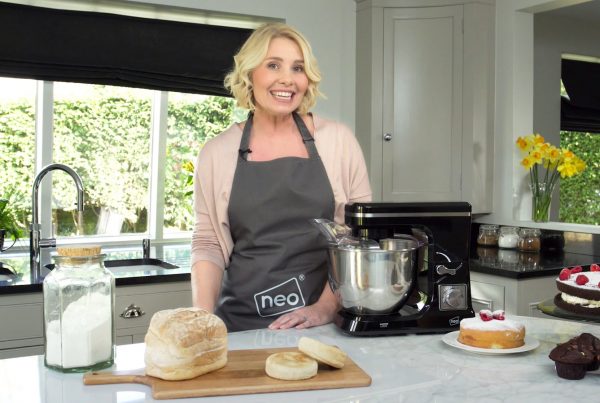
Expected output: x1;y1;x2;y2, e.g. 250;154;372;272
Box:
561;59;600;134
0;2;252;96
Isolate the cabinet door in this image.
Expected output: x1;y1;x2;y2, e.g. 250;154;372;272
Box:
382;6;463;202
0;293;44;357
115;282;192;343
470;280;505;313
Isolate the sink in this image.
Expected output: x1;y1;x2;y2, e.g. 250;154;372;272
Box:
104;258;179;273
45;258;179;273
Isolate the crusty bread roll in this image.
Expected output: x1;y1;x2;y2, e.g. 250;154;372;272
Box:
144;307;227;380
265;352;318;380
298;336;347;369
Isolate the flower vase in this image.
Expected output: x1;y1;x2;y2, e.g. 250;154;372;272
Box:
530;183;552;222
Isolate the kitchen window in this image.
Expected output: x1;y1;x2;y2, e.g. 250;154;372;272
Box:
52;82;154;237
164;92;246;236
559;56;600;226
0;78;245;245
0;1;267;247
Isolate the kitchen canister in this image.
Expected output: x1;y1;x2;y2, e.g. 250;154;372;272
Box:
477;224;499;247
498;226;519;249
43;246;115;372
517;228;541;252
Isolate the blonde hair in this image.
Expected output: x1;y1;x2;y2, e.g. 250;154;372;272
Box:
224;22;323;115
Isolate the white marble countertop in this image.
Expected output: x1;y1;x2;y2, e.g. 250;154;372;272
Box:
1;316;599;403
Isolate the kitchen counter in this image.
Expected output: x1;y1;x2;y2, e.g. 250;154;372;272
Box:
0;243;192;294
469;224;600;279
470;248;600;279
1;317;599;403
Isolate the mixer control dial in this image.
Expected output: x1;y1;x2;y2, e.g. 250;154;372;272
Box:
439;284;468;311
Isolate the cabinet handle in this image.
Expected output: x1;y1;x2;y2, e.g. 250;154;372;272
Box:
120;304;145;319
383;133;392;142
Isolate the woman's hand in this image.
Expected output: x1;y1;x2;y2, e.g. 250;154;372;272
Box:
268;302;336;330
268;284;340;330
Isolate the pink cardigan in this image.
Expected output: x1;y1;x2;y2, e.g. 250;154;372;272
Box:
191;114;372;270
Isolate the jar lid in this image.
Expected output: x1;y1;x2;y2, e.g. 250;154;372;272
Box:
480;224;499;230
519;228;541;236
56;245;102;257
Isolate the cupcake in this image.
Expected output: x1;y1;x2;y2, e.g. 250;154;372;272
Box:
549;333;600;380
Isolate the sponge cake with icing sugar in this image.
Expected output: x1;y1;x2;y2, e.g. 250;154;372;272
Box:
457;310;525;349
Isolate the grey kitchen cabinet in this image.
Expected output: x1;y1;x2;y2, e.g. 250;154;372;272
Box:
0;280;192;359
115;281;192;344
470;272;558;318
0;292;44;359
355;0;494;213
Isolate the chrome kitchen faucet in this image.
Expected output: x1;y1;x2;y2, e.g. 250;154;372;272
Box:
30;164;84;280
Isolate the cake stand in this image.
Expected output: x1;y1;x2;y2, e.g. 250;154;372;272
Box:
537;295;600;324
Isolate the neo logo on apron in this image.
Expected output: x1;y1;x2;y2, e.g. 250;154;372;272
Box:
253;277;307;317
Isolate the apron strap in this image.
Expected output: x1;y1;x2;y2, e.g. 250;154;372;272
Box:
238;112;319;161
292;112;319;159
238;112;254;161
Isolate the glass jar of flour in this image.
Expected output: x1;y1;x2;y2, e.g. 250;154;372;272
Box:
43;246;115;372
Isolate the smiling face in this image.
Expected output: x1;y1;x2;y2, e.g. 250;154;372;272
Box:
250;37;309;117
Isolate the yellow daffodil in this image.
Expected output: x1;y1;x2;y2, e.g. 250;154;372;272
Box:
516;136;529;151
533;133;545;144
521;156;535;169
547;146;561;162
530;150;543;164
562;149;575;160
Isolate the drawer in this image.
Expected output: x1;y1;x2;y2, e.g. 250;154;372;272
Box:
0;302;44;342
0;345;44;360
115;289;191;331
116;335;133;345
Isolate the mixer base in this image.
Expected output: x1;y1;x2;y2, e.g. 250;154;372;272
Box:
334;306;474;336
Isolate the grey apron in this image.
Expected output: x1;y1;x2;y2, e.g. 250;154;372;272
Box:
215;112;335;331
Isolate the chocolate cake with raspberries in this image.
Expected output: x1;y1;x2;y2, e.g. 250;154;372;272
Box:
554;264;600;315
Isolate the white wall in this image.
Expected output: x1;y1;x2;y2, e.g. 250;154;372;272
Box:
125;0;357;130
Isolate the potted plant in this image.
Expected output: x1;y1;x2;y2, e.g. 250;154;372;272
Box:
0;197;23;252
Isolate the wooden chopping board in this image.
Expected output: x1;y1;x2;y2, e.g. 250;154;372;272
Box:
83;347;371;400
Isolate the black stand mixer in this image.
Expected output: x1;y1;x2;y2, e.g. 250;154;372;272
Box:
328;202;474;336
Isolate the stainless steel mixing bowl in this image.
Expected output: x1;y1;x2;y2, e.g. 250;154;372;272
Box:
328;235;422;314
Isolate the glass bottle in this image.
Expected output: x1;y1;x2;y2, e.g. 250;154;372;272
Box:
517;228;541;252
477;224;499;247
43;247;115;372
498;226;519;249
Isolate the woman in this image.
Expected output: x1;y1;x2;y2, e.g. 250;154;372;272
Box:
191;23;371;332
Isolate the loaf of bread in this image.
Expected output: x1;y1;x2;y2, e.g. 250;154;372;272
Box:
144;307;227;380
